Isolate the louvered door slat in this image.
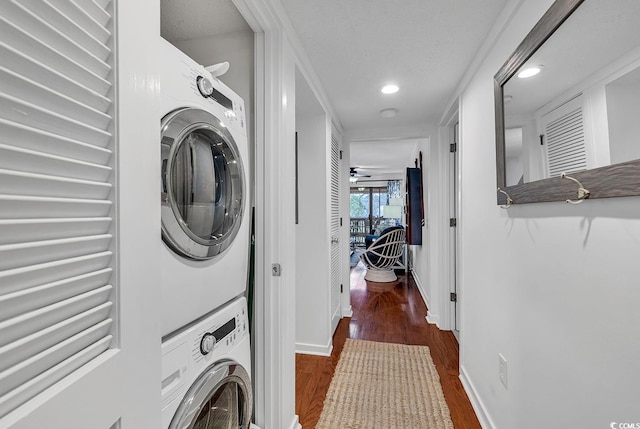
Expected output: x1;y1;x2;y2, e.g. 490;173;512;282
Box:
544;97;587;177
0;195;111;219
0;2;111;78
0;119;112;164
0;285;113;347
330;134;341;329
0;218;111;244
0;235;112;271
0;269;112;321
0;16;111;93
0;170;111;199
0;335;112;420
20;0;111;60
0;253;113;296
0;94;112;146
45;0;111;42
0;144;111;182
0;43;111;112
0;67;111;129
0;303;111;373
0;0;116;420
0;319;112;397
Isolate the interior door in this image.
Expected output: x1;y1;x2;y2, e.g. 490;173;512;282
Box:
450;122;460;335
330;134;341;333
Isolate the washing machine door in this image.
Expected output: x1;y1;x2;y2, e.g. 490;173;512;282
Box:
161;108;245;260
169;360;252;429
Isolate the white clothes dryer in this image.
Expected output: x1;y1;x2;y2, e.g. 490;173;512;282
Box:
159;38;250;336
162;296;252;429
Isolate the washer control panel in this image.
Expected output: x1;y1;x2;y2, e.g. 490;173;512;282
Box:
193;302;249;361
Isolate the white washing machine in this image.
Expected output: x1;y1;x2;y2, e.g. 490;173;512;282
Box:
162;296;253;429
160;38;250;336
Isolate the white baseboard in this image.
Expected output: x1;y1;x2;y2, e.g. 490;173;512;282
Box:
295;340;333;356
342;305;352;317
289;415;301;429
412;269;442;327
459;365;496;429
426;312;439;325
410;269;429;306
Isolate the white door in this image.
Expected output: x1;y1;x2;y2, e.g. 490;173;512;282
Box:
330;134;342;333
0;1;160;427
450;122;460;334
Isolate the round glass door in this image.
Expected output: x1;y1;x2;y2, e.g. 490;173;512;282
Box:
169;361;252;429
161;108;245;260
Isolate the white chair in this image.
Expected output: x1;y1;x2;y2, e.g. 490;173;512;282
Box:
360;227;406;282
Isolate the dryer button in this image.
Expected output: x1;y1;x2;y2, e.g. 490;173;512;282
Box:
196;76;214;97
200;333;216;355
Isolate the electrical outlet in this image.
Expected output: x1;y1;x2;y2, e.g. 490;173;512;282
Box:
498;353;508;389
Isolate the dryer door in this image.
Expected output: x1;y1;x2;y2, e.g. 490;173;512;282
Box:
161;108;245;260
168;360;252;429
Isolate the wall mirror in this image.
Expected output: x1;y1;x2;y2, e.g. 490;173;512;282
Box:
495;0;640;204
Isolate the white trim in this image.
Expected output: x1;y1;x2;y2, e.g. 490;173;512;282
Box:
459;365;496;429
266;1;342;133
411;268;428;306
428;109;460;334
342;304;353;318
340;131;352;318
231;2;298;429
295;340;333;357
289;415;302;429
412;269;439;326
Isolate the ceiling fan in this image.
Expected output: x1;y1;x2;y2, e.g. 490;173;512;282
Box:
350;167;371;178
349;167;371;182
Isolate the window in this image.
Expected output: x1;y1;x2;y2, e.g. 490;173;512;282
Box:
349;187;388;248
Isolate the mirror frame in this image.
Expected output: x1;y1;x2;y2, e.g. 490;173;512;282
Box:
495;0;640;205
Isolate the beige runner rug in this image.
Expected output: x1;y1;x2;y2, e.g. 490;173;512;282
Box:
315;339;454;429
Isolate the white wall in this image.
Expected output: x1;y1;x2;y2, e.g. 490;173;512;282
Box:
409;138;431;309
606;82;640;165
455;1;640;427
294;68;332;355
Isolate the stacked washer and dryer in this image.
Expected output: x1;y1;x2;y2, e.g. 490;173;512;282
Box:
158;38;256;429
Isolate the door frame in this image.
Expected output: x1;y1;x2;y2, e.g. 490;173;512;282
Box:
231;1;298;428
434;100;461;335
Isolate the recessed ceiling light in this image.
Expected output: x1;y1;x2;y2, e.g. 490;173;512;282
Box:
380;108;398;118
517;66;543;79
380;84;399;94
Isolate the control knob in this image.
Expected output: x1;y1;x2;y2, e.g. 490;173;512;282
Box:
196;76;214;98
200;333;216;355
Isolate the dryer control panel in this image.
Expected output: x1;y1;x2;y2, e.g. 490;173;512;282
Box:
189;66;246;133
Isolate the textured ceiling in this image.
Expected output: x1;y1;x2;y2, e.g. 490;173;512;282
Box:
280;0;507;133
350;139;420;182
280;0;507;177
161;0;250;42
160;0;508;179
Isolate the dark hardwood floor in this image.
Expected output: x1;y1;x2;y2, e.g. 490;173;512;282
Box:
295;262;481;429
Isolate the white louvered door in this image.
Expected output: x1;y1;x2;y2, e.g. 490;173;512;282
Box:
0;0;118;424
329;133;341;334
542;94;588;177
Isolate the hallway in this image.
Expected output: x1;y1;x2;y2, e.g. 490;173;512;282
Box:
295;263;481;428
